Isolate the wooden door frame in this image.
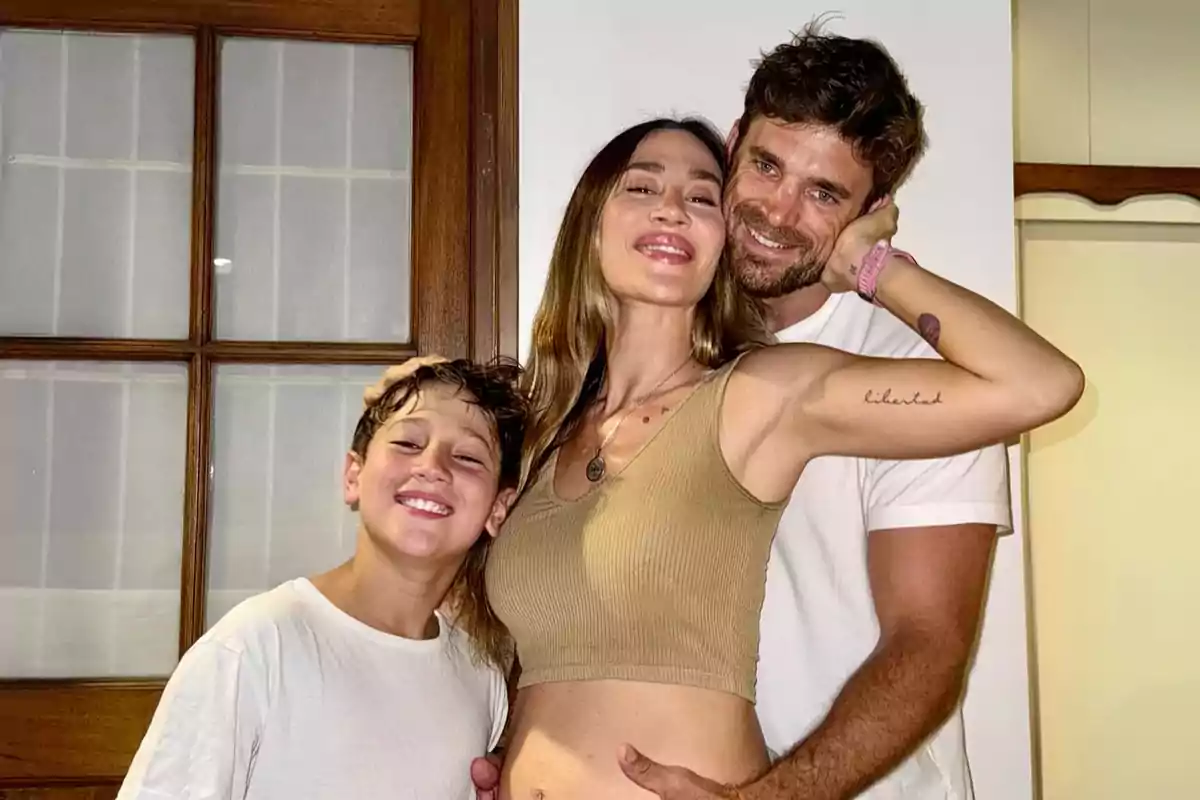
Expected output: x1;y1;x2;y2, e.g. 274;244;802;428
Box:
0;0;517;792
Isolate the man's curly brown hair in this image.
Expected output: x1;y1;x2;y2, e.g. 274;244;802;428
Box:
736;20;928;205
352;357;527;668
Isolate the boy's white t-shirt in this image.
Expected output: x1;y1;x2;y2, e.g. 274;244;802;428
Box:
118;578;507;800
755;293;1013;799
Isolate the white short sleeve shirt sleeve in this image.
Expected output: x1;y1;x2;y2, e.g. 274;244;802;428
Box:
487;659;509;751
865;445;1012;534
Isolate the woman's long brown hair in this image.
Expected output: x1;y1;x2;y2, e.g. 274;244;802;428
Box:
520;118;767;488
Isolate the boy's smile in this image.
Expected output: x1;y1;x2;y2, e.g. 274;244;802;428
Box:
396;490;454;518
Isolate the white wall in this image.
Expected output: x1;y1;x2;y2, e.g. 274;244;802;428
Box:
517;2;1028;798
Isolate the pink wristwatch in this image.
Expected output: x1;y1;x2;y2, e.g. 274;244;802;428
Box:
856;240;915;304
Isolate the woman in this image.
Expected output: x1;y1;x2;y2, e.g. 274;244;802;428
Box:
484;117;1082;799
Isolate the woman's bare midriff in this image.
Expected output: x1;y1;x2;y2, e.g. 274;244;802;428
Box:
499;679;770;800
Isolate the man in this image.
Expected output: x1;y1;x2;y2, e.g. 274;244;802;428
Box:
618;25;1010;800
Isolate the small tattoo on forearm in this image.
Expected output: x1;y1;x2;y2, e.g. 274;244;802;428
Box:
917;313;941;348
864;388;944;406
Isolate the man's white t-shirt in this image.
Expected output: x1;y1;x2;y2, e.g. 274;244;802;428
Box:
118;578;507;800
755;293;1013;799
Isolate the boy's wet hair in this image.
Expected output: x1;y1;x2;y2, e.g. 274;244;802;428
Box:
353;357;528;668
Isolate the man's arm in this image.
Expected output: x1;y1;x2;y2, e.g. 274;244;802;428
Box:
742;522;997;800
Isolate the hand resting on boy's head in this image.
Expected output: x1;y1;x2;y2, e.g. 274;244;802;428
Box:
362;355;452;407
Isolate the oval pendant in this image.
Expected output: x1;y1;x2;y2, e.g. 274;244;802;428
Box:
585;454;606;482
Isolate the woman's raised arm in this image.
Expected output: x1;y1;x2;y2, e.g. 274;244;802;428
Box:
740;201;1084;465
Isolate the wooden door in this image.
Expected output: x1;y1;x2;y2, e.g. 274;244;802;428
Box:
0;0;517;794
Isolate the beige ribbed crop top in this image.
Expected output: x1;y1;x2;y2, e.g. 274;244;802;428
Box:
485;357;786;703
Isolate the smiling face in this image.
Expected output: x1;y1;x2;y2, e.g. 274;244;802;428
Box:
343;382;512;565
725;117;874;298
596;128;727;310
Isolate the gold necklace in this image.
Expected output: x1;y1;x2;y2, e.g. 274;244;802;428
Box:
585;356;694;483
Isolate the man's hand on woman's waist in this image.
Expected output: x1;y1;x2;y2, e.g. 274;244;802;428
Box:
618;745;744;799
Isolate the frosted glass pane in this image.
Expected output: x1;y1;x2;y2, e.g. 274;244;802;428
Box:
213;175;275;339
0;31;193;338
0;27;61;156
213;38;412;343
59;169;132;335
64;32;135;160
281;41;348;170
352;45;413;172
138;36;196;163
0;361;187;678
0;165;58;332
206;364;378;628
278;176;346;340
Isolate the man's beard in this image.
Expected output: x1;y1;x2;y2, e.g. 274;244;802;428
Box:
728;203;825;299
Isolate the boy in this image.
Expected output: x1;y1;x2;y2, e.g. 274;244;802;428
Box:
118;357;526;800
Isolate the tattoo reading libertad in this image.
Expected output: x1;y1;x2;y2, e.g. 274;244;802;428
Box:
917;313;941;348
864;388;943;406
